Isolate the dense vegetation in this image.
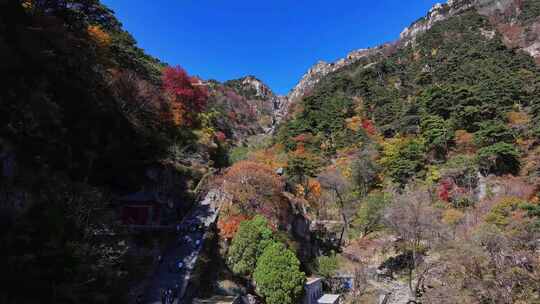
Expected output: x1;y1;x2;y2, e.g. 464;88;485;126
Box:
253;242;306;304
0;1;268;302
3;1;540;304
1;2;171;302
223;216;306;304
276;10;540;183
242;5;540;304
227;215;274;277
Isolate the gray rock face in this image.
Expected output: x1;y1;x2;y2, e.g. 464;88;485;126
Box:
525;42;540;59
223;75;291;131
475;0;515;15
238;76;275;100
476;0;540;64
285;47;387;113
270;94;290;127
399;3;452;43
369;274;413;304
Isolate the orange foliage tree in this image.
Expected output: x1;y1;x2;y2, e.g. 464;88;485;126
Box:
454;129;475;152
218;214;249;240
223;161;286;222
303;178;322;212
346;116;362;131
87;25;111;49
247;144;288;170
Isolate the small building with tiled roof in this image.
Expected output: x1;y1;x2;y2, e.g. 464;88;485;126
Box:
115;190;166;227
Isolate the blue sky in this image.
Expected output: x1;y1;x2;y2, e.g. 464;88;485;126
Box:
102;0;443;94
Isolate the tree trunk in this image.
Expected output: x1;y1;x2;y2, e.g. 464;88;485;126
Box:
338;220;346;247
409;239;419;300
335;189;348;247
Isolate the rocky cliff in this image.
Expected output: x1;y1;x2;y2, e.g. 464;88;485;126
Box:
223;76;291;130
286;47;389;106
225;75;275;101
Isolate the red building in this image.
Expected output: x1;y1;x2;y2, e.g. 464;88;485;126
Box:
116;191;164;226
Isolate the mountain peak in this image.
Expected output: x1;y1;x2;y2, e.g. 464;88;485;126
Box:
224;75;275;100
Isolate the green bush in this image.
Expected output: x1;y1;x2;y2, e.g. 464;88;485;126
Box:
380;137;427;186
254;242;306;304
477;143;520;176
486;197;524;227
227;215;273;277
316;253;339;279
353;192;391;236
473;120;515;147
530;98;540;140
228;145;249;163
276;91;363;154
286;153;322;184
440;154;478;188
520;0;540;22
522;203;540;230
421;115;454;157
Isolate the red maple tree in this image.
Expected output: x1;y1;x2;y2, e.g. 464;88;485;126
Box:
162;66;208;125
361;119;376;135
437;178;454;202
218;215;249;239
215;131;227;143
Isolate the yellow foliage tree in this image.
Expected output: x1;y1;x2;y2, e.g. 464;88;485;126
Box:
485;197;525;227
87;25;112;49
507;111;529;126
425;165;442;186
379;136;408;168
442;208;464;238
346;116;362;131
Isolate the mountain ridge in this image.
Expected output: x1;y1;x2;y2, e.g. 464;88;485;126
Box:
281;0;540;121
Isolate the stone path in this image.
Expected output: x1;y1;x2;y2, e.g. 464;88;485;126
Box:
368;276;413;304
142;190;222;304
